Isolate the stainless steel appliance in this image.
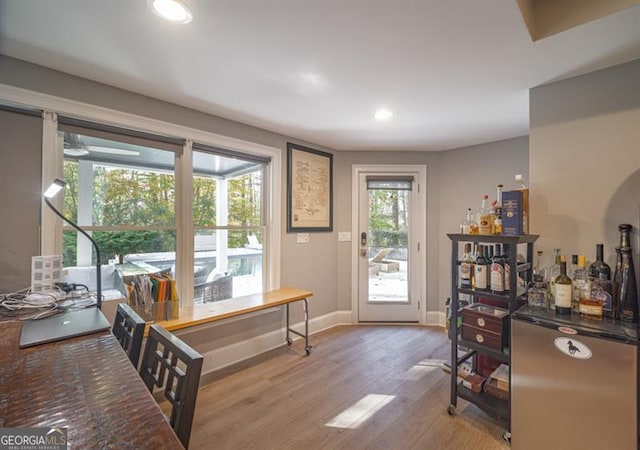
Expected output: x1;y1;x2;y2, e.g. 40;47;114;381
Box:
511;307;637;450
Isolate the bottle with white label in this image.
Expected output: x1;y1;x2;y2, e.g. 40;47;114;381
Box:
458;243;473;289
474;245;489;291
490;244;504;293
555;261;572;315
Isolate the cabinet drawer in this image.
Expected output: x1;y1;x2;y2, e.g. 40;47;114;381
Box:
461;304;508;334
461;324;506;351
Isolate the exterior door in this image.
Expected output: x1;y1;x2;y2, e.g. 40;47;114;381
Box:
356;168;424;322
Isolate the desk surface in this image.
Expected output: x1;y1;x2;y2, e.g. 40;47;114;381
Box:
132;287;313;333
0;321;183;449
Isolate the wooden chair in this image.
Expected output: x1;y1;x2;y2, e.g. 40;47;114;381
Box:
139;324;203;449
112;303;146;367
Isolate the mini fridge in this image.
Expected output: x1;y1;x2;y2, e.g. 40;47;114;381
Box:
511;307;638;450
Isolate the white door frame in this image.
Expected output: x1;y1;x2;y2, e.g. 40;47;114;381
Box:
351;164;427;324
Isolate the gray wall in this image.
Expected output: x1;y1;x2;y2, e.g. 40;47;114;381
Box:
0;55;530;327
0;108;42;292
530;59;640;272
437;137;530;308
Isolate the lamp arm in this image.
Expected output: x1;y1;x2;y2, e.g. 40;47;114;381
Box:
44;197;102;309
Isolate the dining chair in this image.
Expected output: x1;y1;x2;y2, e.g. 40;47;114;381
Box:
112;303;146;367
139;324;203;449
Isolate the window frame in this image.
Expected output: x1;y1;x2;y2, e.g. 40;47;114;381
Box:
0;85;282;307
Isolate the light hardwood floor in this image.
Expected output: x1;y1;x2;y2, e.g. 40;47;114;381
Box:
184;325;510;450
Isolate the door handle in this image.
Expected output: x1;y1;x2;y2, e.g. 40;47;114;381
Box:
360;232;367;257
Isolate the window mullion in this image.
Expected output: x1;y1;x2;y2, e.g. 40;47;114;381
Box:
175;140;194;307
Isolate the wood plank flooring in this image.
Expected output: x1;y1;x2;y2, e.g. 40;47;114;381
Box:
182;325;510;450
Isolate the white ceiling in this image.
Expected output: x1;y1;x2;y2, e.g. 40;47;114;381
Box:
1;1;639;151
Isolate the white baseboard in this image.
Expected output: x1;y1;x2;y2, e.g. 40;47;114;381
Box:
427;311;446;327
194;309;444;376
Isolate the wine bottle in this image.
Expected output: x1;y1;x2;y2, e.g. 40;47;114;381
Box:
617;224;638;323
474;245;489;291
490;244;504;294
503;244;511;292
459;243;473;289
555;261;572;315
588;243;611;280
548;249;562;311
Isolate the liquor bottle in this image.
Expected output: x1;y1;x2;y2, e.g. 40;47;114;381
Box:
568;254;578;280
474;245;489;291
572;256;590;312
477;195;492;235
490;244;505;294
554;261;572;315
528;274;549;308
588;243;611;280
461;208;477;234
503;244;511;292
617;224;638;323
548;249;562;311
459;243;473;289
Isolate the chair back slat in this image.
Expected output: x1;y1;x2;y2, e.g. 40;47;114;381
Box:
140;324;203;449
112;303;146;367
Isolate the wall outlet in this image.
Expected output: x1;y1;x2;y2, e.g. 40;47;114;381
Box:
338;232;351;242
297;233;310;244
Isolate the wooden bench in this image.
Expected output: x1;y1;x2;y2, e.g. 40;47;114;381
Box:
129;287;314;355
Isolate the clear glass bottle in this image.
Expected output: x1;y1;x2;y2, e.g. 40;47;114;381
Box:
572;255;590;312
527;274;548;308
461;208;475;234
548;249;562;311
477;195;492;235
554;261;572;315
494;184;503;235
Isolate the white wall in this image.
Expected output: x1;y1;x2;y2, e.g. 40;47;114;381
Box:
529;59;640;273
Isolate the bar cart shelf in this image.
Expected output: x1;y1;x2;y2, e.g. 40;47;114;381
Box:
446;233;538;436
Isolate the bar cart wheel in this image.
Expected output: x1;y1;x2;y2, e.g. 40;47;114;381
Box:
286;337;293;346
447;405;456;416
305;346;312;355
502;430;511;445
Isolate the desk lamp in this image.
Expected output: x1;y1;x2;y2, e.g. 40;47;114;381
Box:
44;178;102;309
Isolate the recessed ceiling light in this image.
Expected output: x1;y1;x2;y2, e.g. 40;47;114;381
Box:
147;0;193;24
374;109;393;121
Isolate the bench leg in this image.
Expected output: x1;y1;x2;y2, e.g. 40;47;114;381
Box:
285;299;312;356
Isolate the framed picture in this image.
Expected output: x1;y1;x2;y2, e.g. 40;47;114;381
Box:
287;143;333;232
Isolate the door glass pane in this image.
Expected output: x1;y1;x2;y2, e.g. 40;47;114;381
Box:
367;188;409;303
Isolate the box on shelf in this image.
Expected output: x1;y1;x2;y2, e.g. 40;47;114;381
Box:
488;363;510;391
461;304;509;351
484;377;509;400
462;373;486;393
502;190;523;236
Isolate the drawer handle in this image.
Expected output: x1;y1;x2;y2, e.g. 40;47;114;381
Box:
477;318;485;327
475;334;484;343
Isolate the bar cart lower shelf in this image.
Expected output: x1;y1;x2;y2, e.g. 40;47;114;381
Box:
447;383;509;421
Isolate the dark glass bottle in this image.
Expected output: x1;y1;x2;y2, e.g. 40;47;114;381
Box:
474;245;489;291
588;243;611;280
490;244;504;294
503;244;511;293
554;261;572;315
617;224;638;323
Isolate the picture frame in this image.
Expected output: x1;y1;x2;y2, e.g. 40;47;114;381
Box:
287;143;333;232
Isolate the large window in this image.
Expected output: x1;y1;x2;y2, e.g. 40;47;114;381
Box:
58;129;177;299
191;146;267;303
50;115;276;306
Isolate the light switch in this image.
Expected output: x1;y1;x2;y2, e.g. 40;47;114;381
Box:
338;232;351;242
297;233;310;244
